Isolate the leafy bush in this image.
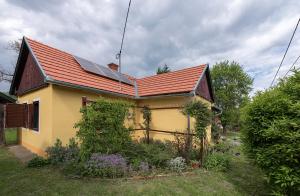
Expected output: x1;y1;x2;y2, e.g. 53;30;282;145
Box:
203;152;230;171
241;71;300;194
84;154;128;178
120;140;174;168
213;142;232;153
75;98;133;159
46;138;80;165
46;139;66;165
182;100;212;164
168;157;187;173
27;156;49;168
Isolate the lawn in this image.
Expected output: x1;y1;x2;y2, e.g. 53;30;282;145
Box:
4;128;18;145
0;132;270;195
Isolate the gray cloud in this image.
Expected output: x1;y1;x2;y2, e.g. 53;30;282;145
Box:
0;0;299;93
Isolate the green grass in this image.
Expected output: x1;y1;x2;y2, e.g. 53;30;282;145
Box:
0;132;270;195
4;128;17;145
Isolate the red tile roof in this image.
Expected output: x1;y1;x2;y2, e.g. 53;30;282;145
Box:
136;65;206;96
25;37;207;98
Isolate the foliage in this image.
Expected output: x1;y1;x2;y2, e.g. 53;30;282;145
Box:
183;100;211;139
75;98;133;159
211;119;222;142
213;142;232;153
204;152;230;171
182;100;211;163
241;71;300;194
84;154;128;178
156;64;171;74
46;139;67;165
211;60;253;132
141;106;151;143
46;138;80;165
120;140;174;168
27;156;50;168
168;157;187;173
172;132;197;162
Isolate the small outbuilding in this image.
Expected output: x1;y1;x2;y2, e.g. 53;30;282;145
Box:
7;37;215;156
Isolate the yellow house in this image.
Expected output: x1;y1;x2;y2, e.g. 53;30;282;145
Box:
8;37;215;156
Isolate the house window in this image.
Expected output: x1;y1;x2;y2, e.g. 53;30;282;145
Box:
32;101;39;131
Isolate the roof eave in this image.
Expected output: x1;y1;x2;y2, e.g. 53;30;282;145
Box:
137;92;194;99
45;77;135;99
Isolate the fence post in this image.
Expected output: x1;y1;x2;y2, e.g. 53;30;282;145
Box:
185;114;192;161
0;104;5;146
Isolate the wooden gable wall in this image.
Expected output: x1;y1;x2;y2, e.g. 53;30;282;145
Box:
195;71;213;102
16;52;46;96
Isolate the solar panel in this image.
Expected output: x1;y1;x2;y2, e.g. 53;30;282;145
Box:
73;55;133;85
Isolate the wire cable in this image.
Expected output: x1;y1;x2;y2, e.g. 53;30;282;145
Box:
270;18;300;87
283;54;300;78
116;0;132;74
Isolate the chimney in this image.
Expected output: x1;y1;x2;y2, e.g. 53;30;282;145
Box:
107;63;119;71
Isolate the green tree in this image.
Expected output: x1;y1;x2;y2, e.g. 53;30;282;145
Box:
211;60;253;133
241;71;300;194
156;64;171;74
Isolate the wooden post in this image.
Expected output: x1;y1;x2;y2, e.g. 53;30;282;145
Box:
185;114;192;161
82;96;87;107
0;104;5;146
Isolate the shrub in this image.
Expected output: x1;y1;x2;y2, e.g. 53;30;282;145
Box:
120;140;174;168
203;152;230;171
46;139;66;165
27;156;49;168
46;138;80;165
138;161;150;175
168;157;187;173
75;98;133;159
84;154;128;178
242;71;300;194
213;142;232;153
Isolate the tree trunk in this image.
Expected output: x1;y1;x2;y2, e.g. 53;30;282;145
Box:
146;127;150;144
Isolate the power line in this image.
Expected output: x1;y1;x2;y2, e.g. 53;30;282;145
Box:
283;54;300;78
116;0;132;75
270;18;300;87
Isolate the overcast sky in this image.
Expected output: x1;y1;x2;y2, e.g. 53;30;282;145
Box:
0;0;299;93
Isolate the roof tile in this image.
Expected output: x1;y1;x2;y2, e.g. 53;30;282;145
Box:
25;37;206;97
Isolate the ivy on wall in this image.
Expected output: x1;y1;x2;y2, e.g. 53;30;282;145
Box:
75;98;133;159
182;100;211;163
141;106;151;144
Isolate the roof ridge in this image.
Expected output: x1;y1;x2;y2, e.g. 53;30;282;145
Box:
137;64;207;81
25;37;73;57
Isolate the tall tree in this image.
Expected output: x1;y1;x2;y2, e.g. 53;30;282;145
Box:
0;39;21;83
211;60;253;133
156;64;171;74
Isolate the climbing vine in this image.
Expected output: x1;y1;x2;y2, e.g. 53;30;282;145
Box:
182;100;211;163
141;106;151;144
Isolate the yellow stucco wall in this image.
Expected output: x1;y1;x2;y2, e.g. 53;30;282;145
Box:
18;84;212;156
17;85;53;156
133;96;212;144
